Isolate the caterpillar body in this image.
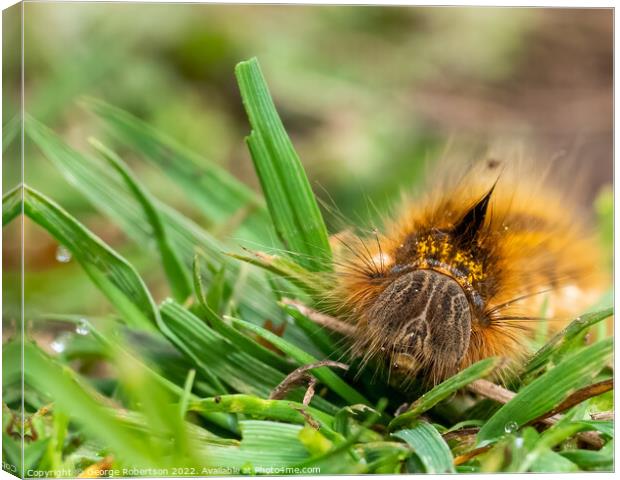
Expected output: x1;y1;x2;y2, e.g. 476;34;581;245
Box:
327;156;605;385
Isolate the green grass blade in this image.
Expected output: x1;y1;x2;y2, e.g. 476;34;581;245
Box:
26;117;281;321
523;308;613;378
161;300;343;416
515;415;609;472
81;97;274;243
22;185;156;331
206;264;228;314
2;184;22;226
21;342;159;467
192;254;293;373
478;338;613;446
560;444;613;471
393;422;456;473
25;114;282;325
235;57;332;271
389;357;500;430
2;114;20;153
72;316;237;434
292;399;387;473
228;316;369;405
188;394;340;440
89;138;191;302
279;302;340;357
240;421;313;468
228;250;330;298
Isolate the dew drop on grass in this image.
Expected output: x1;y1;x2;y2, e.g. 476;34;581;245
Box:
504;421;519;434
76;319;89;336
55;245;72;263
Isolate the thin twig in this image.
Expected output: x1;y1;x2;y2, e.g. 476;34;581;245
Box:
442;427;480;442
468;379;515;404
269;360;349;401
303;376;318;406
294;407;320;430
590;411;613;421
529;379;613;424
467;379;609;448
282;298;356;336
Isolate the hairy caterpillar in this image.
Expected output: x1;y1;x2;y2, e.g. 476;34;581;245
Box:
325;155;605;385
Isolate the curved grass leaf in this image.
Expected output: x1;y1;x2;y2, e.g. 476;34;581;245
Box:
2;114;20;153
228;250;330;298
203;421;311;470
22;185;156;331
280;302;340;357
89;138;191;302
523;308;613;378
62;316;238;433
235;57;332;272
560;444;613;471
25;114;281;324
159;300;339;414
478;338;613;446
394;422;456;473
21;342;159;468
389;357;500;430
192;253;293;373
2;184;22;226
516;416;609;472
228;315;369;405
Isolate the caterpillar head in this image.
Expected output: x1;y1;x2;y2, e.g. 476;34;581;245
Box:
344;180;498;384
356;269;471;382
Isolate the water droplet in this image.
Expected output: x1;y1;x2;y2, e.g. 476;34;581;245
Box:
504;421;518;434
75;319;89;336
503;225;509;231
515;436;524;448
55;245;72;263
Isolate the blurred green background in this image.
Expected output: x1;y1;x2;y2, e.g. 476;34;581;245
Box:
2;4;612;331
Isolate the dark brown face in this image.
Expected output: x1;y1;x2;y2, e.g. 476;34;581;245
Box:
362;269;472;380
